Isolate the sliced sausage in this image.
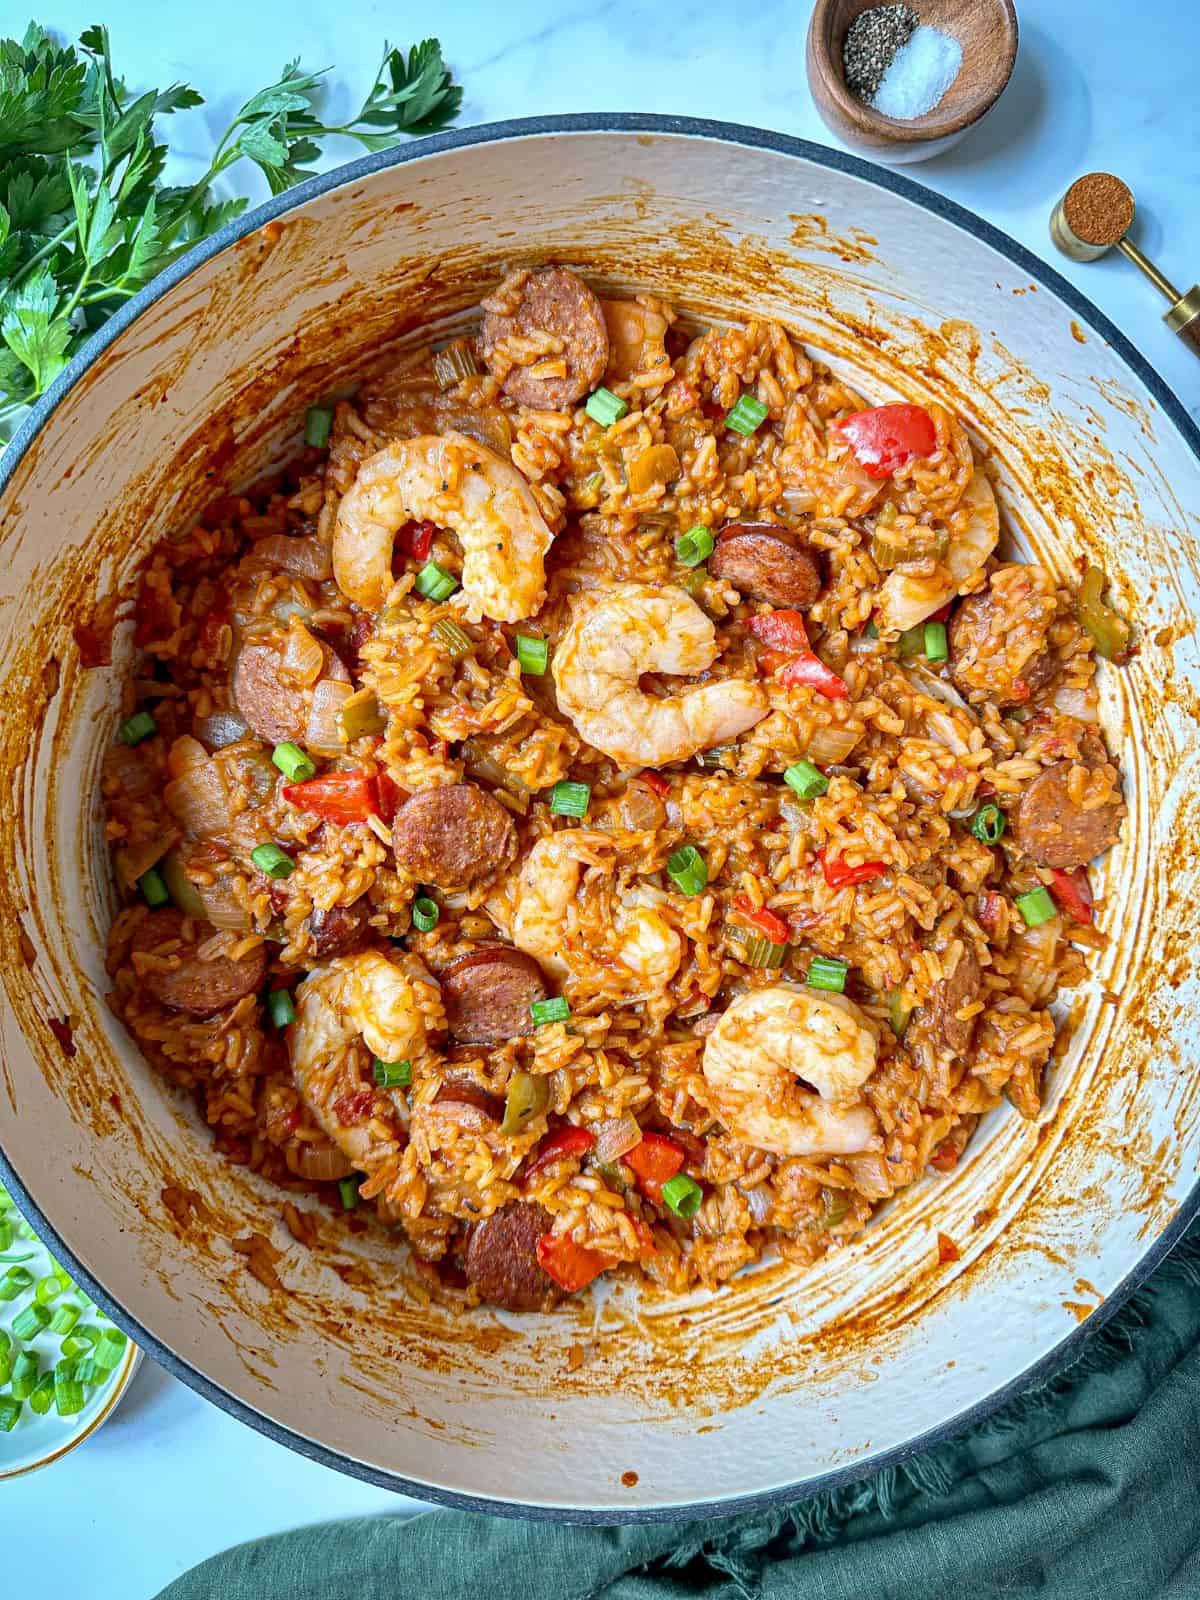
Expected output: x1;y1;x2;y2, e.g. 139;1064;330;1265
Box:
232;637;349;746
480;267;609;409
392;783;517;891
709;524;821;609
131;907;267;1019
914;941;981;1059
948;566;1060;707
308;903;370;959
464;1202;561;1312
1014;757;1124;870
442;945;547;1046
434;1074;504;1122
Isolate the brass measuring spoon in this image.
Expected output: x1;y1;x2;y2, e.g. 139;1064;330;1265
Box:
1050;173;1200;355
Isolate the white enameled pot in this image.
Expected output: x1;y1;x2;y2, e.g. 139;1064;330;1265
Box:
1;117;1198;1521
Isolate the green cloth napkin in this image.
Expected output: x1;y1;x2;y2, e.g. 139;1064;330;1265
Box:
158;1227;1200;1600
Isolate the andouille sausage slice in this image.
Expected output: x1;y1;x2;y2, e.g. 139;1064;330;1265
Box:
1014;758;1124;871
392;783;517;891
914;942;982;1059
232;636;350;746
480;267;609;409
442;945;547;1046
465;1201;562;1312
709;524;821;610
308;903;370;959
131;908;267;1019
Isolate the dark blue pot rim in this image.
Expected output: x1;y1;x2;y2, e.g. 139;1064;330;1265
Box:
1;113;1198;1526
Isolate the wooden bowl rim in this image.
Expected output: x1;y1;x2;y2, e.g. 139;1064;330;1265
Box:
807;0;1019;145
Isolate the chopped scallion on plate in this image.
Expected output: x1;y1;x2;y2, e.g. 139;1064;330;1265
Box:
138;866;169;908
411;896;439;933
530;997;570;1026
970;803;1005;845
725;393;768;436
266;989;296;1029
304;405;333;448
373;1059;412;1089
549;780;591;819
661;1174;703;1219
251;842;294;879
675;525;714;568
1016;887;1057;927
515;634;548;675
667;844;708;897
117;711;156;746
338;1175;362;1212
924;621;949;662
783;760;828;800
414;561;458;602
585;387;628;428
807;955;849;993
272;742;316;782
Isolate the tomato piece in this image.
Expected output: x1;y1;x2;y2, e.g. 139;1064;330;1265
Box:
536;1232;609;1293
395;519;437;561
748;610;848;700
525;1125;596;1181
819;847;887;889
747;609;811;653
640;770;671;797
929;1140;960;1173
732;895;790;945
833;404;937;479
375;772;407;824
282;771;379;824
1048;867;1093;926
625;1131;685;1204
777;653;848;700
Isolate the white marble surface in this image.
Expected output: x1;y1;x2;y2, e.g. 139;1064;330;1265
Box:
5;2;1199;1594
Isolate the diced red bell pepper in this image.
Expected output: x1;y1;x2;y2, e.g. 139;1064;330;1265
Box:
929;1139;960;1173
732;895;790;945
1048;866;1093;926
832;404;937;479
818;847;887;889
375;771;407;824
536;1232;609;1293
640;770;671;797
282;771;380;824
977;889;1005;935
525;1125;596;1181
395;519;437;561
629;1217;658;1258
333;1088;375;1123
747;610;848;700
625;1131;685;1205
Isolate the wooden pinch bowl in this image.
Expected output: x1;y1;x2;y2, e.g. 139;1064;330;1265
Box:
807;0;1018;164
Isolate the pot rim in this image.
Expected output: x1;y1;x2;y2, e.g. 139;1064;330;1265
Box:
2;112;1198;1523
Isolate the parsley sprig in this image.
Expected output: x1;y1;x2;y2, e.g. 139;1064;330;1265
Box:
0;23;462;439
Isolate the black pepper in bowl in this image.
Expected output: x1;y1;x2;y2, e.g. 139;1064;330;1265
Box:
843;3;919;98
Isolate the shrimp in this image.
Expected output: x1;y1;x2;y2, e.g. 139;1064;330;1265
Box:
332;433;554;622
875;468;999;634
491;829;681;996
289;950;443;1193
702;985;881;1157
553;583;768;767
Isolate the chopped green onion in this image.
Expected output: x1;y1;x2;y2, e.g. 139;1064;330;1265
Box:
433;618;473;659
820;1187;850;1227
414;560;458;602
549;780;591;819
49;1302;81;1335
28;1372;55;1415
338;1175;361;1211
118;710;156;746
272;742;315;782
970;803;1006;845
251;841;294;879
667;844;708;897
54;1370;85;1417
35;1272;67;1306
530;997;570;1027
411;896;439;933
61;1327;99;1359
898;623;925;659
924;621;949;662
10;1350;39;1399
784;760;828;800
725;393;769;436
93;1329;127;1372
675;525;714;568
0;1218;11;1251
304;405;333;448
0;1188;12;1209
0;1396;21;1431
1016;887;1057;927
73;1357;110;1385
373;1059;412;1090
266;989;296;1029
661;1174;703;1219
12;1303;51;1340
515;634;548;675
735;933;789;969
0;1266;34;1301
807;955;849;993
585;387;628;427
0;1353;9;1388
138;866;169;907
500;1071;549;1137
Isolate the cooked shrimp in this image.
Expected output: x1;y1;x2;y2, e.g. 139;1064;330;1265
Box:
702;986;881;1157
289;950;444;1188
332;433;554;622
875;468;999;634
553;583;768;766
491;829;681;996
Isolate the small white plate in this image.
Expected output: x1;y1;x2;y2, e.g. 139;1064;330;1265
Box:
0;1213;141;1480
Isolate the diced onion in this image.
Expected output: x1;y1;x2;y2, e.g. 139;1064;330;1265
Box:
198;875;251;931
103;742;157;800
193;710;250;750
243;535;331;582
592;1116;643;1165
164;759;232;837
904;662;969;711
284;1141;353;1182
115;831;176;889
925;708;971;757
1052;684;1098;722
843;1152;893;1201
804;724;861;765
281;618;325;689
744;1183;773;1224
160;850;206;917
306;679;353;755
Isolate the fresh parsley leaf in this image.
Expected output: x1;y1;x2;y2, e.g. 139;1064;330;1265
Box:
1;263;71;391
